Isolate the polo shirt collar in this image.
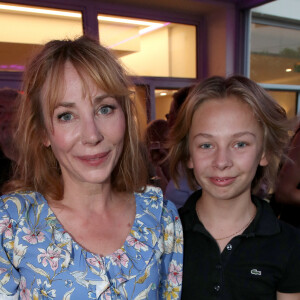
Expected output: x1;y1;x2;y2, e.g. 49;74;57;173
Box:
247;195;281;236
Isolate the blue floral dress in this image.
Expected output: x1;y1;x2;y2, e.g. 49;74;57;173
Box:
0;186;183;299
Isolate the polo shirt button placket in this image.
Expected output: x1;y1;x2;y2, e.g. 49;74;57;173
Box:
226;244;233;251
214;285;221;292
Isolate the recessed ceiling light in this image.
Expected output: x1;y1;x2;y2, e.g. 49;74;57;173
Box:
0;3;80;17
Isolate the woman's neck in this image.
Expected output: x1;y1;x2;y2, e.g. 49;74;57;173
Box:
50;179;117;213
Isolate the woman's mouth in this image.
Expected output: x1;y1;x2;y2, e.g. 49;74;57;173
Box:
77;151;110;166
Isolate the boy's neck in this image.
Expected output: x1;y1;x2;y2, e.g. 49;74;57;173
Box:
196;191;256;226
196;191;257;252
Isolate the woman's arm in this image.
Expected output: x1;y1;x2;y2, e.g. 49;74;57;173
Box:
159;200;183;299
277;292;300;300
0;195;22;297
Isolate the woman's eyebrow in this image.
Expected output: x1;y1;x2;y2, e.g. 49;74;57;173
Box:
54;94;116;108
94;94;115;103
55;102;75;108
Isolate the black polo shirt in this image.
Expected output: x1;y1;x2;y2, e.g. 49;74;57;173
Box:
179;190;300;300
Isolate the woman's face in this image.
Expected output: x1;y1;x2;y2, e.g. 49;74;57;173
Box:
187;96;268;202
42;62;126;190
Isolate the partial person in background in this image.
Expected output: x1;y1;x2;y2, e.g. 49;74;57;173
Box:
169;75;300;299
274;121;300;227
0;88;19;194
0;36;183;299
145;119;170;193
166;86;193;130
165;85;196;208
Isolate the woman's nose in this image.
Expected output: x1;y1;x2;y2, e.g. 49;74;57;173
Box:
212;147;233;170
81;117;103;145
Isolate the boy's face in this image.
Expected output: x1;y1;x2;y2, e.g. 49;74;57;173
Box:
187;96;268;202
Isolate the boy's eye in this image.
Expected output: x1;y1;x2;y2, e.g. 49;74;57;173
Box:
200;143;212;149
57;112;73;121
234;141;247;148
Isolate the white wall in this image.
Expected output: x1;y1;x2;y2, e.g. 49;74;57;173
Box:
252;0;300;21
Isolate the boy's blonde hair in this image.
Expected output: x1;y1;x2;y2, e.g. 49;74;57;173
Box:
168;75;290;195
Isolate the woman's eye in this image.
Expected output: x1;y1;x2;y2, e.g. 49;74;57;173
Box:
235;141;247;148
98;105;115;115
57;112;73;122
200;143;212;149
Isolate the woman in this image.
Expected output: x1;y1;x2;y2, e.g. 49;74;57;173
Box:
168;75;300;299
0;36;183;299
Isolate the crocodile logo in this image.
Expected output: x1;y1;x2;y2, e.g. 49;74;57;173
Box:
251;269;262;276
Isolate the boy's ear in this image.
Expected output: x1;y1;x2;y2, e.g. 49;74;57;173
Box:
259;151;268;167
187;156;194;169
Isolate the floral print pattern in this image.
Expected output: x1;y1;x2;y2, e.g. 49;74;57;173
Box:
0;186;183;299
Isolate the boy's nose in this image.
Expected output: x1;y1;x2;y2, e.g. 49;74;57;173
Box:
212;148;233;170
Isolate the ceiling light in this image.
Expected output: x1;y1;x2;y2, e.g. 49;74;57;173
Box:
286;68;292;72
98;16;163;27
0;3;81;17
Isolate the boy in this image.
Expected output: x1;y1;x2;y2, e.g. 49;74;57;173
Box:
168;75;300;300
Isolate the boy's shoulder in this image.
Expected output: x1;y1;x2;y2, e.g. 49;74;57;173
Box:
255;197;300;243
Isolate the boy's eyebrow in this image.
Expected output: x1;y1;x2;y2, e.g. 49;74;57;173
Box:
193;133;213;139
232;131;256;138
193;131;256;139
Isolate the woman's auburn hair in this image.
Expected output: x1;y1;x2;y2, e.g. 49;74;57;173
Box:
4;35;148;199
168;75;291;195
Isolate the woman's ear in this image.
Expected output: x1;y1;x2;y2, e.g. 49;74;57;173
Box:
43;130;50;147
43;138;50;147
